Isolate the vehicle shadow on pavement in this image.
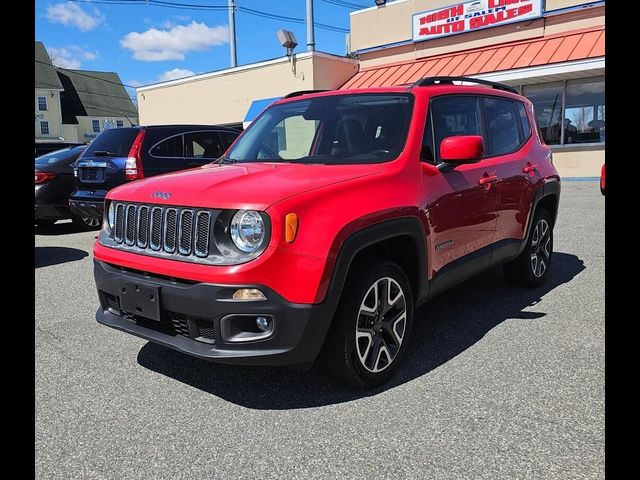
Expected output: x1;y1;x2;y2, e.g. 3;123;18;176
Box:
137;252;584;409
35;246;88;268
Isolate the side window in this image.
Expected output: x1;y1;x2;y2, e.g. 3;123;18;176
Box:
184;132;225;159
516;102;532;141
219;131;239;149
150;135;184;158
483;97;520;156
421;108;435;163
430;96;481;163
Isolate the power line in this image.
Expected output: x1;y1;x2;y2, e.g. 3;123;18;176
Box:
238;6;349;33
320;0;368;10
66;0;349;33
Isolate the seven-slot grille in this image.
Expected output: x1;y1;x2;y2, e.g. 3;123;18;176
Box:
112;202;214;259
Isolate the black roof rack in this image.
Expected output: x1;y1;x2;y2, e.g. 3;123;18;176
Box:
283;89;330;99
413;76;518;95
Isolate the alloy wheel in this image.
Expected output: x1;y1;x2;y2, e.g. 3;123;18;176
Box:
530;218;551;278
82;216;101;227
355;277;407;373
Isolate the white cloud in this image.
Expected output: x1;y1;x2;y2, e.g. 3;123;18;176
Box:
45;2;105;32
156;68;196;82
48;46;99;69
120;21;228;61
127;80;144;88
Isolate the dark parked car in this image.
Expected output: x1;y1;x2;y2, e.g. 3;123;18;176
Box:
35;145;97;227
69;125;240;222
35;141;86;158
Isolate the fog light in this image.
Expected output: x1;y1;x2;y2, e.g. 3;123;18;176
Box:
232;288;266;301
256;316;269;331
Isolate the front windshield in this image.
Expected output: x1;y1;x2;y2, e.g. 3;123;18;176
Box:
226;93;414;164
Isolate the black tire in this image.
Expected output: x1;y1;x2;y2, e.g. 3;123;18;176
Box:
72;214;101;230
320;260;414;388
35;219;56;226
504;209;553;288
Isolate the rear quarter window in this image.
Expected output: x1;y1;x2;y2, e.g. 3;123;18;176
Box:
149;134;184;158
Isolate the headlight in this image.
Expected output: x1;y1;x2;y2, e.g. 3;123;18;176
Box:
106;202;115;231
230;210;265;253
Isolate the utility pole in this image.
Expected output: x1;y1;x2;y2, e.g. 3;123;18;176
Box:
228;0;237;67
306;0;315;51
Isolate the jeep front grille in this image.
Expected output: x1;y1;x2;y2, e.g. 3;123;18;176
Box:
110;202;219;261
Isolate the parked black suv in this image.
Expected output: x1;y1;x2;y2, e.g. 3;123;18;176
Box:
69;125;240;221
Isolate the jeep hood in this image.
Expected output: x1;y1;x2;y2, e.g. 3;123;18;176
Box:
107;162;382;210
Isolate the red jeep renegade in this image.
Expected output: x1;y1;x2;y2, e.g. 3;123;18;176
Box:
93;77;560;388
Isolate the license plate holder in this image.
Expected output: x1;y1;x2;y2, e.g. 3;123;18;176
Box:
120;281;161;321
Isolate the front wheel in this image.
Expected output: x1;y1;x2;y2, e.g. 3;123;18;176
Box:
320;261;414;388
504;209;554;287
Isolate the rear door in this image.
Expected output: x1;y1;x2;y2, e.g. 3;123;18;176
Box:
421;95;499;281
483;97;538;248
75;128;140;191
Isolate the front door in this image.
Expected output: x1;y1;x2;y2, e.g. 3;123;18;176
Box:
420;95;498;288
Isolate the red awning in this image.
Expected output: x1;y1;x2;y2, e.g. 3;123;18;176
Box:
341;26;604;90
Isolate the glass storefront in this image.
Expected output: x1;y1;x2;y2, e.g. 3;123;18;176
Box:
522;76;605;147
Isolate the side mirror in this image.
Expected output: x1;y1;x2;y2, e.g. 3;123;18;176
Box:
440;135;484;165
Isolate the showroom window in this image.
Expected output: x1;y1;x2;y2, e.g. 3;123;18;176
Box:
564;77;605;144
522;82;563;146
521;77;604;146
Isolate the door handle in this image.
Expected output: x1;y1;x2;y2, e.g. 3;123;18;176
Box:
478;175;498;185
523;163;538;174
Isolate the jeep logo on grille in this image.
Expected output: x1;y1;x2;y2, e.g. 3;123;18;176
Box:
151;191;172;200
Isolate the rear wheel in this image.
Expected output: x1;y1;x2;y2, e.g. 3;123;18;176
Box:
504;209;553;288
72;214;101;230
321;261;414;388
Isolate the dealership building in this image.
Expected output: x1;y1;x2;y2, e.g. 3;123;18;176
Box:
137;0;604;177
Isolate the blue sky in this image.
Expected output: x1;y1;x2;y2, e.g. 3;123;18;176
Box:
35;0;370;97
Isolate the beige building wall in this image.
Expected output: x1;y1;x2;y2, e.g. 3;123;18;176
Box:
552;147;604;178
72;116;136;142
350;1;604;67
62;124;79;143
35;89;63;141
137;52;358;126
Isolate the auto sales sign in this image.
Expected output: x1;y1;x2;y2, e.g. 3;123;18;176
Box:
412;0;542;43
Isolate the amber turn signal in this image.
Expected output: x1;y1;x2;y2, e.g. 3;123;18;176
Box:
285;213;298;243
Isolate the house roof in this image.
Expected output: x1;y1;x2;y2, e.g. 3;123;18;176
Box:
35;41;63;90
341;26;605;89
57;68;138;123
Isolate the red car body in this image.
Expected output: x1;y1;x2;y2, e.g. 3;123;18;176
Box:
93;82;560;386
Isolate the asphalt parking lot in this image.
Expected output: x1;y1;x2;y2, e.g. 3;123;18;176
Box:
35;181;604;480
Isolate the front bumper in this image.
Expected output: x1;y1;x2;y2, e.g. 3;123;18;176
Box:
94;259;334;366
69;199;103;219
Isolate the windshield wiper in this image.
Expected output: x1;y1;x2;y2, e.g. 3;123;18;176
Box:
91;150;117;156
218;156;238;164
